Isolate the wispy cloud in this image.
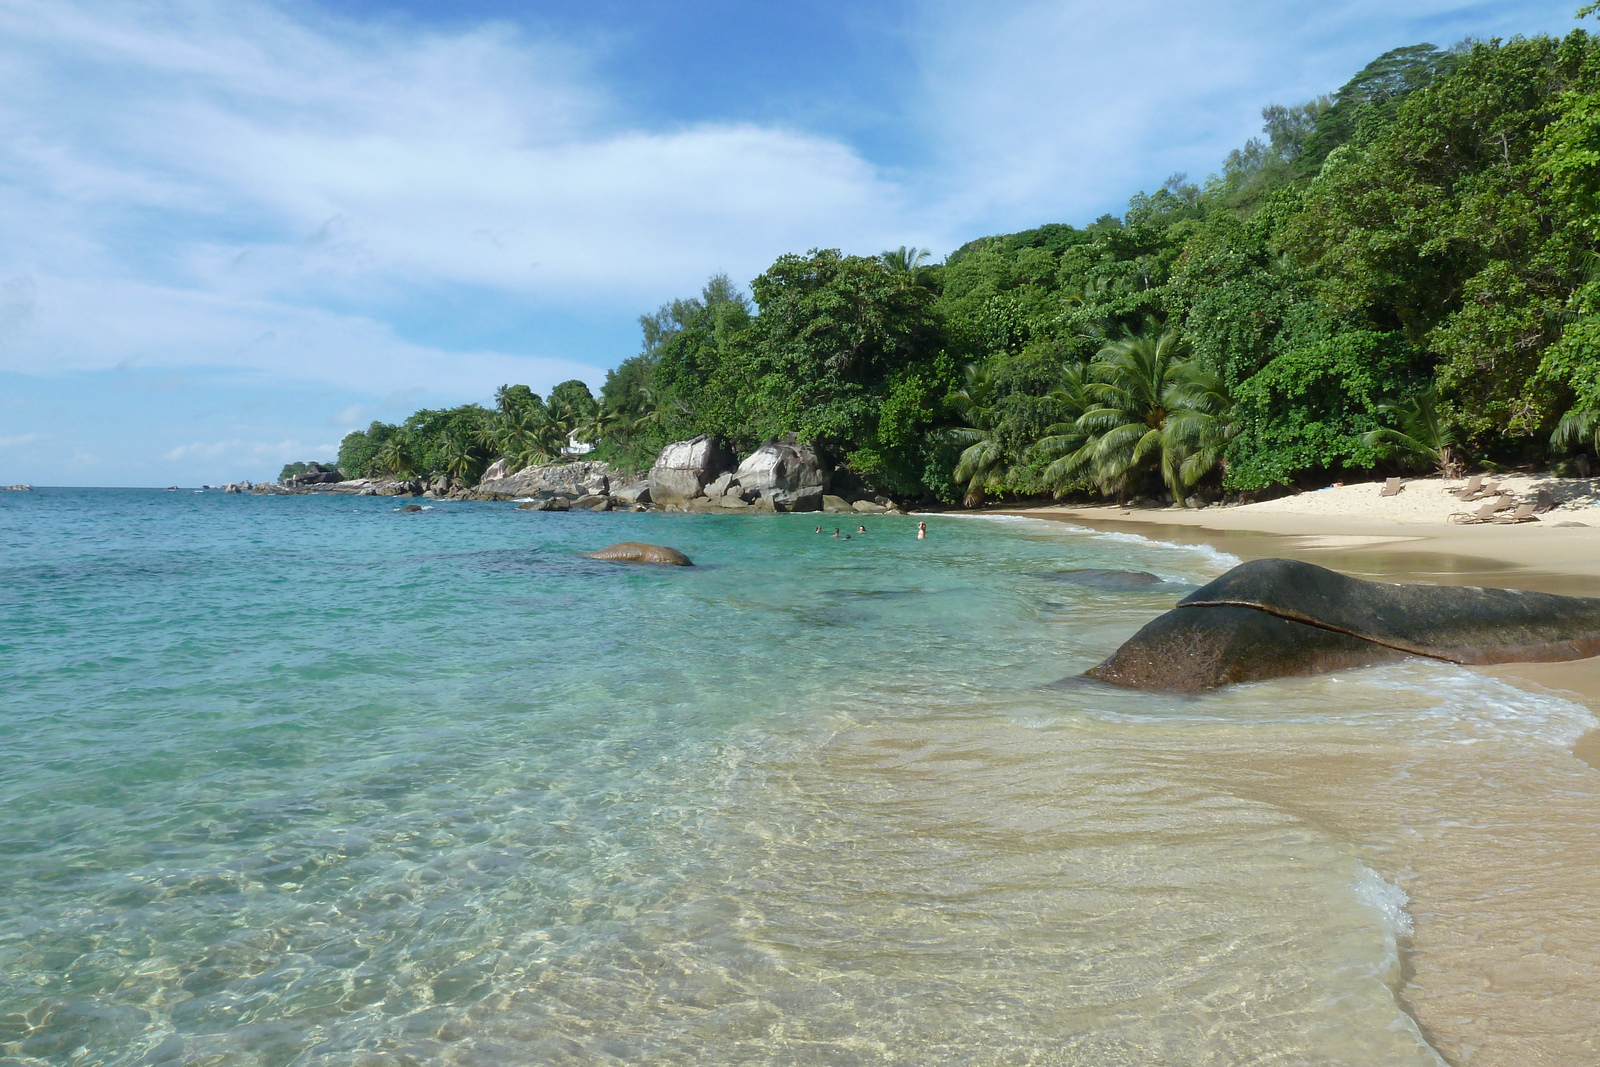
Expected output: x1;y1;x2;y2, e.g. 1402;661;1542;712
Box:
0;433;44;449
163;437;338;463
0;0;929;401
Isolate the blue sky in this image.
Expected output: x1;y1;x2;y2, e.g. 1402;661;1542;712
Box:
0;0;1584;485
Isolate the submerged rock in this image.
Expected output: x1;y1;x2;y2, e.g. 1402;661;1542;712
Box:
583;542;693;566
1044;569;1168;591
1087;558;1600;693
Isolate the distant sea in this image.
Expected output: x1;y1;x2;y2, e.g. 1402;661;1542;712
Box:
3;488;1597;1065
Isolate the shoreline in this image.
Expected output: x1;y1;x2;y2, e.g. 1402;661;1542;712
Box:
987;499;1600;771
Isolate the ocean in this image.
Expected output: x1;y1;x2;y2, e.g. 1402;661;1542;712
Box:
2;489;1598;1065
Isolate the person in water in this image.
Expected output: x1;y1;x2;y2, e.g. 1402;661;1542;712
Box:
856;525;867;534
815;526;822;534
831;528;840;538
916;521;926;540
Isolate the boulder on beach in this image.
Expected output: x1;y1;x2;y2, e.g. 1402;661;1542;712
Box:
583;542;694;566
1087;558;1600;693
649;435;732;506
734;435;830;512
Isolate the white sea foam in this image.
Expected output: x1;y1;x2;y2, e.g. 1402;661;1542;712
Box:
1359;662;1600;747
953;512;1243;576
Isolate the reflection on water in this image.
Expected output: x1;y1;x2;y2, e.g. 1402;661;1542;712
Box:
0;493;1596;1064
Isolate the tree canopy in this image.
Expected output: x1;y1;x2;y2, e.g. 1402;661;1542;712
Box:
296;25;1600;504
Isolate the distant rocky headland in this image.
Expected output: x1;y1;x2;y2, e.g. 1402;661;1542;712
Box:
249;434;906;515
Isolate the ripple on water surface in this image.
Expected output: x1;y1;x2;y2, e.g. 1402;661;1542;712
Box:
0;490;1595;1065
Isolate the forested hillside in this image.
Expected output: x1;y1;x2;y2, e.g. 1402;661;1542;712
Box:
332;28;1600;506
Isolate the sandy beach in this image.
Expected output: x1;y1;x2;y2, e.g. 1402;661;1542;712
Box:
997;473;1600;734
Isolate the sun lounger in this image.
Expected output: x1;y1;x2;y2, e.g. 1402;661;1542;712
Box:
1536;489;1558;513
1475;481;1502;501
1450;475;1484;498
1451;501;1501;524
1380;477;1402;497
1490;502;1539;524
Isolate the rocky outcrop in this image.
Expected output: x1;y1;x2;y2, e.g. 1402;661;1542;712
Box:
733;435;830;512
283;463;344;487
583;542;693;566
3;484;33;491
649;435;732;506
472;460;612;501
1088;558;1600;692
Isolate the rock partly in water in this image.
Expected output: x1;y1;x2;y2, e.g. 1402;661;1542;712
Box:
517;495;572;512
398;504;425;513
1087;557;1600;692
851;499;886;513
822;494;854;513
649;435;733;506
583;542;693;566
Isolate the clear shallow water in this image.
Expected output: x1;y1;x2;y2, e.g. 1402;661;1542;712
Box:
1;490;1597;1065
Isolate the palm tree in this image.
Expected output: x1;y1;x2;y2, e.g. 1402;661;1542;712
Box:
376;432;416;478
1068;328;1232;505
948;363;1007;507
1550;399;1600;471
1360;388;1461;477
881;246;931;273
439;432;478;482
581;406;622;448
1032;361;1094;494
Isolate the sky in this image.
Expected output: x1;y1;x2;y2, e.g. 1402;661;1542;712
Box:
0;0;1585;485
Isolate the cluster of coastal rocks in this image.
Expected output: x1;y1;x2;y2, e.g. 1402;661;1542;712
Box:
254;434;906;514
643;434;903;514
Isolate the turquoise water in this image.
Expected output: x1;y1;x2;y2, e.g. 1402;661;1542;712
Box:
2;489;1597;1065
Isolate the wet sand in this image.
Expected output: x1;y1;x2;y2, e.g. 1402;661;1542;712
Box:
988;498;1600;1065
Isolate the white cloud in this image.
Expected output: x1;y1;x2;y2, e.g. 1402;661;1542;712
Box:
164;437;338;463
0;433;44;449
0;0;930;393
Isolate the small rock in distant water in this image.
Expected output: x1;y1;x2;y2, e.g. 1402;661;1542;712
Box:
398;504;425;513
2;484;33;491
583;542;693;566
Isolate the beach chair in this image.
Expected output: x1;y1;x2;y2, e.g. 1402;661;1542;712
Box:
1450;501;1500;524
1450;475;1484;498
1536;489;1559;513
1476;480;1502;501
1490;502;1539;524
1379;477;1403;497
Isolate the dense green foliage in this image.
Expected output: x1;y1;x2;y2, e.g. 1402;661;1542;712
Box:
295;24;1600;503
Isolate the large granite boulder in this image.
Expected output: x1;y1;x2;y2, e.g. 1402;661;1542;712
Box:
649;435;732;506
474;460;611;501
1087;558;1600;693
734;435;830;512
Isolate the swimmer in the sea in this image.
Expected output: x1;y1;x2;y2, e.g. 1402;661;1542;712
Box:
916;521;926;540
815;526;822;534
856;525;866;533
832;528;840;537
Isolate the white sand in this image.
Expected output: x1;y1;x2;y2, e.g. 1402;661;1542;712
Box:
1231;474;1600;525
